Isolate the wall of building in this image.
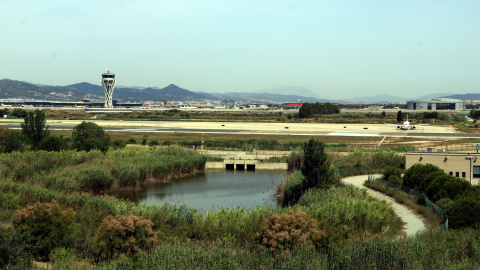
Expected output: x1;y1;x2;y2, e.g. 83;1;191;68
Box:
406;152;480;185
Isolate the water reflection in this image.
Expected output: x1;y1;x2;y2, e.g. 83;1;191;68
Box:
110;170;288;211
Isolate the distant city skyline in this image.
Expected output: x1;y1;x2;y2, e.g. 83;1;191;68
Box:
1;1;479;100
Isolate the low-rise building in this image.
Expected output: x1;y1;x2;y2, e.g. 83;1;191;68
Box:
406;151;480;186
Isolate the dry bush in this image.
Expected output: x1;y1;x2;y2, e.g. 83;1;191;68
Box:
254;210;325;257
94;214;157;261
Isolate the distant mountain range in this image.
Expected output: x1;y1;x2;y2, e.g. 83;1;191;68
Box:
0;78;475;104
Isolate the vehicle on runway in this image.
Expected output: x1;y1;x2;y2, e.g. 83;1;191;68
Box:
21;104;34;108
1;103;13;107
75;104;87;108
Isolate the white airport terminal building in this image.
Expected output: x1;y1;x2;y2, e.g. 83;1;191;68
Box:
406;98;465;110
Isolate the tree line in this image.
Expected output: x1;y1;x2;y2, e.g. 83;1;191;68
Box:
298;102;340;118
0;110;112;154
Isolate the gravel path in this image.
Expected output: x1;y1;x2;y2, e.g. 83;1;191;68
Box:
342;175;427;237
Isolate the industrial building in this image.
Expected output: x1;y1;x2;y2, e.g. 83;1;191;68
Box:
406;98;465;110
406;151;480;186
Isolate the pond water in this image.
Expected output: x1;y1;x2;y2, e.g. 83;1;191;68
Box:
110;170;289;211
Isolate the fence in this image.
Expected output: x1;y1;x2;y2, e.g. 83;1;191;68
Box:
367;175;448;235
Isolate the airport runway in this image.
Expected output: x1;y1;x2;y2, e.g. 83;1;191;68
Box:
1;119;477;138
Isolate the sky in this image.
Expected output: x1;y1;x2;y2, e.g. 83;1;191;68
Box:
1;0;480;100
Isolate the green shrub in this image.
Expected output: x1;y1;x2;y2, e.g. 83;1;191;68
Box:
127;138;137;144
78;169;114;192
112;139;126;149
280;171;304;207
0;226;33;269
50;247;77;270
94;214;157;261
382;166;402;182
38;135;66;152
13;164;35;182
12;201;79;261
149;140;160;146
111;166;139;188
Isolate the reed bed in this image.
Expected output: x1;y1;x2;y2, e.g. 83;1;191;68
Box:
297;186;401;236
0;146;207;193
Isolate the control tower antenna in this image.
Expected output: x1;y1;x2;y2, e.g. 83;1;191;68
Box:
101;69;116;108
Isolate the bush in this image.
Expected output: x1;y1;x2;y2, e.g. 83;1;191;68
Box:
49;247;77;270
0;226;33;269
78;169;114;192
286;151;303;172
127;138;137;144
112;139;127;149
94;214;157;261
382;166;403;185
111;166;139;188
12;201;79;261
149;140;160;146
38;135;66;152
253;210;325;257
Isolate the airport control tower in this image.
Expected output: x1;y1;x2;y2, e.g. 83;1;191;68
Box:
101;69;116;108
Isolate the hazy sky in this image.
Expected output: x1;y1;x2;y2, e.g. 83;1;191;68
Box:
1;1;480;99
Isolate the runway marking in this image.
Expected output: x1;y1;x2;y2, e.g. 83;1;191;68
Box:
328;132;380;136
120;128;158;131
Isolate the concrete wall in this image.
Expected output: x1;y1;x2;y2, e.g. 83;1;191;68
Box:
406;152;480;185
205;161;288;170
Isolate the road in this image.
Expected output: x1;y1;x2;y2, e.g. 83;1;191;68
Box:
342;175;427;237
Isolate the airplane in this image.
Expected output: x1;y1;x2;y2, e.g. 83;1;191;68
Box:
75;104;86;108
21;104;34;108
1;103;13;107
396;114;417;130
141;104;153;109
215;106;226;109
179;105;197;109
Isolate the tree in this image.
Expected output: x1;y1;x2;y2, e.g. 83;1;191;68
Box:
0;128;26;153
21;110;49;149
298;103;313;118
396;110;403;123
37;135;67;152
301;138;334;189
72;121;110;153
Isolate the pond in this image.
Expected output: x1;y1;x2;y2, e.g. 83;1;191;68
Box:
110;170;289;211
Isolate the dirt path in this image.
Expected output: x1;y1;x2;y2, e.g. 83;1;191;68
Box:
342;175;427;237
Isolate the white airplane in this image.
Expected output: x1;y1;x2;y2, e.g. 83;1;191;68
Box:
75;104;86;108
21;104;34;107
215;106;226;109
396;114;418;130
1;103;13;107
141;104;153;109
179;105;197;109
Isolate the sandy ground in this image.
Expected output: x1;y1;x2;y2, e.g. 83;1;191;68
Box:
342;175;427;237
0;119;455;135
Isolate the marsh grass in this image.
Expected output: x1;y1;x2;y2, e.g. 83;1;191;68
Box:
0;146;207;193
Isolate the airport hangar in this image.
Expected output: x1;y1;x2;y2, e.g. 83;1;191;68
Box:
406;98;465;110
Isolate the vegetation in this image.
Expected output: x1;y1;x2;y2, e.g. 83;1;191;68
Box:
72;121;111;154
21;110;50;149
0;146;207;193
299;102;339;118
403;164;480;228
